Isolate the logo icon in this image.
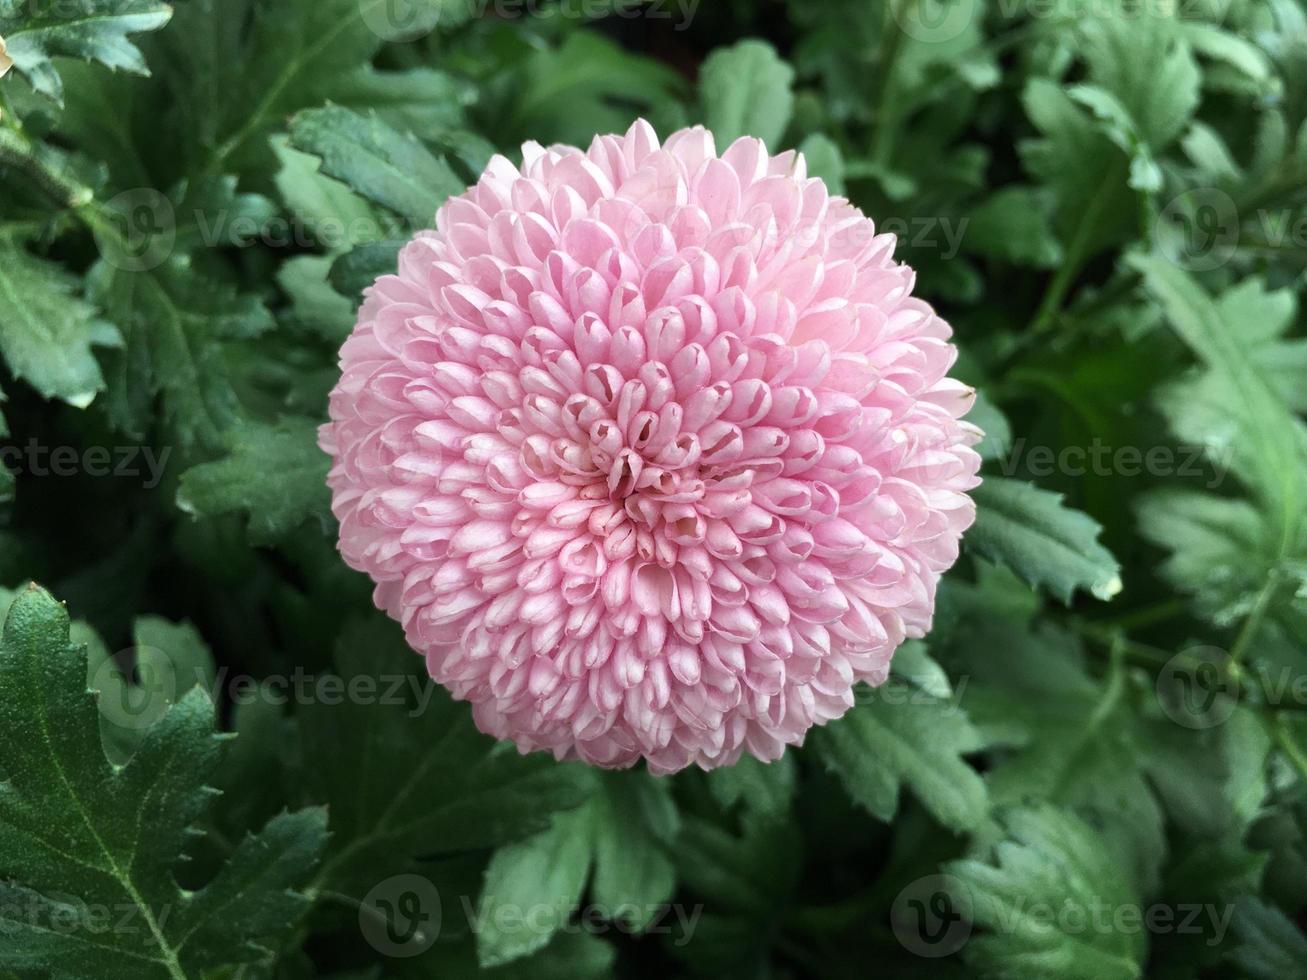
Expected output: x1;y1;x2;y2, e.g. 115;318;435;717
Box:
891;873;972;958
358;0;443;43
90;644;182;733
890;0;977;44
1156;188;1239;272
1157;646;1238;729
360;874;441;957
97;188;176;273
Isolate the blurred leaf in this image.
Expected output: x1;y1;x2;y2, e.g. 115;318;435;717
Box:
969;478;1122;603
699;39;795;149
0;232;120;408
1227;897;1307;980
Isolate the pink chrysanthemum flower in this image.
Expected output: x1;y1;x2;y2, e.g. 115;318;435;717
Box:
321;120;981;774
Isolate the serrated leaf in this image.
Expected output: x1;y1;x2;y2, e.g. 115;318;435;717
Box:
87;614;217;764
89;259;274;449
0;584;327;977
968;477;1122;603
812;684;989;833
167;0;471;176
1019;78;1133;261
1132;255;1307;556
699;39;795;149
674;815;800;919
948;806;1147;980
176;416;332;543
289;105;463;229
940;612;1167;895
0;0;171;104
0;233;119;408
299;617;596;897
706;753;796;823
272;136;385;257
1135;491;1265;624
493;31;685;148
1080;12;1200;146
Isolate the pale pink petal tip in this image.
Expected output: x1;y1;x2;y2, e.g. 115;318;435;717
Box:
324;119;982;774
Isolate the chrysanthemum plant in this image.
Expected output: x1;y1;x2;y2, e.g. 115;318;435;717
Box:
0;3;1305;978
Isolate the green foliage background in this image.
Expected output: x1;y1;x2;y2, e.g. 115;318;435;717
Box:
0;0;1305;977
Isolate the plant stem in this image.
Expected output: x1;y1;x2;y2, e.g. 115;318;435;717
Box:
0;128;93;209
1027;157;1127;338
1228;570;1281;671
870;0;916;166
1274;716;1307;782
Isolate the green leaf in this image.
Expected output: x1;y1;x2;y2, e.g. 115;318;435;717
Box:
1227;898;1307;980
272;136;386;257
475;767;680;965
1135;491;1265;624
329;240;401;300
1080;13;1199;148
0;0;171;104
167;0;471;175
940;617;1166;894
87;614;217;764
277;255;356;341
699;39;795;149
968;391;1013;463
299;617;596;897
591;771;679;929
707;753;797;823
812;683;989;833
288;105;463;228
968;478;1122;603
0;233;120;408
332;66;474;137
798;133;845;194
948;806;1147;980
1019;78;1133;262
1132;255;1307;555
964;187;1063;268
89;259;274;449
491;31;685;148
176;416;332;543
475;804;596;968
0;584;328;977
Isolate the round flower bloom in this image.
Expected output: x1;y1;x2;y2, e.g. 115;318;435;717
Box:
321;120;981;774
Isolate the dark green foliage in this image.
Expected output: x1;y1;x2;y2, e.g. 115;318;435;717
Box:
0;1;1305;977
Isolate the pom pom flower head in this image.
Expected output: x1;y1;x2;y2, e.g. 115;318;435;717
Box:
322;120;982;774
